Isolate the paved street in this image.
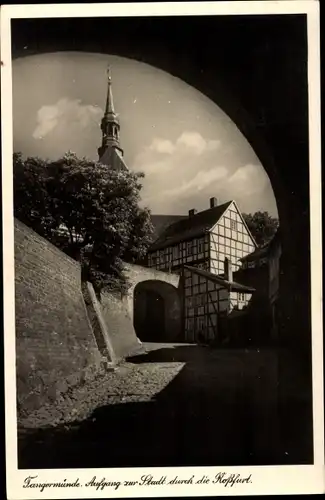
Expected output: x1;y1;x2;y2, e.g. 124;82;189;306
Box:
19;342;283;468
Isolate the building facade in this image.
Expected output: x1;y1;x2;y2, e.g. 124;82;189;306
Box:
182;261;254;343
147;197;256;343
231;229;282;345
148;197;256;275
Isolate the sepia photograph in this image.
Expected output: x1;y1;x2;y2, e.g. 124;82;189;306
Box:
2;1;323;498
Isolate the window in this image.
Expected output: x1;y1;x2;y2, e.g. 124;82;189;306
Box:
187;241;193;255
197;316;205;331
230;220;237;231
198;239;204;253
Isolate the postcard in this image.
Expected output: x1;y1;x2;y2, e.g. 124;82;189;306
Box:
1;1;323;498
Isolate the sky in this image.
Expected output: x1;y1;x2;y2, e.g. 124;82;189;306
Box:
12;52;278;216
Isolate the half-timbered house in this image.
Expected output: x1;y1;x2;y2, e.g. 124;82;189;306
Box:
148;197;256;274
182;259;255;343
147;197;257;342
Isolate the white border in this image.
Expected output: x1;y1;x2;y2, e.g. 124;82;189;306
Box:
1;2;323;498
0;1;320;18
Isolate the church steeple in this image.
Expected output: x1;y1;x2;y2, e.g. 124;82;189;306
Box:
98;66;124;161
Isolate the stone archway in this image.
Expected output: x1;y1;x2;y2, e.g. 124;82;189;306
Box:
12;15;311;352
133;279;182;343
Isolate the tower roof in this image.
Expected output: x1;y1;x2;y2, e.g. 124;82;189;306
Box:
104;66;117;118
98;65;125;166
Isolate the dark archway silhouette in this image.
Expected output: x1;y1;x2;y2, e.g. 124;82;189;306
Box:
134;288;165;341
11;15;313;462
133;280;182;343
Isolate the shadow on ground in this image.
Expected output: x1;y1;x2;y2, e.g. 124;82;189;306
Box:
18;344;311;469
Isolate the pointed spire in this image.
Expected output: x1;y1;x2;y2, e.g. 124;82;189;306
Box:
105;65;116;116
98;64;124;166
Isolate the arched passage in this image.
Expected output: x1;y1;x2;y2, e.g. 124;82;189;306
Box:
133;280;182;343
11;15;314;462
11;15;311;354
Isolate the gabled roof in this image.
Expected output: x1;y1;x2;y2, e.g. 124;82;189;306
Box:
149;201;232;251
184;265;256;293
228;200;257;248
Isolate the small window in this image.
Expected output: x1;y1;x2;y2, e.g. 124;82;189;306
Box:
198;239;204;253
230;220;237;231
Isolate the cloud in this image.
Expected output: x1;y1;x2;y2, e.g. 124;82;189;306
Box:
133;131;221;176
162;167;228;199
33;98;103;139
148;138;175;154
227;164;269;196
176;131;220;155
132;132;272;214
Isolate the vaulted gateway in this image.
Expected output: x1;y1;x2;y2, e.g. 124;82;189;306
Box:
133;280;182;343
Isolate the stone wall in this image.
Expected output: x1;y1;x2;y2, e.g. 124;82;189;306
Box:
15;219;105;416
14;220;182;417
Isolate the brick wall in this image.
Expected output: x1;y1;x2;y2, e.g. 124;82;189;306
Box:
15;219;104;416
14;220;182;417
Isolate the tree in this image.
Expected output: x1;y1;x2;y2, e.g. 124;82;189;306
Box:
13;151;154;294
243;211;279;247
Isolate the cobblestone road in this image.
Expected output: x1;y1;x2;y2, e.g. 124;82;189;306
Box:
18;343;283;468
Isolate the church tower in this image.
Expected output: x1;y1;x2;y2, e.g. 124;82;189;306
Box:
98;66;127;170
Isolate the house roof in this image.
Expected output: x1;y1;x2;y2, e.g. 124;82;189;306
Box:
240;244;269;262
184;265;256;293
150;214;187;243
149;201;233;251
240;227;281;262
